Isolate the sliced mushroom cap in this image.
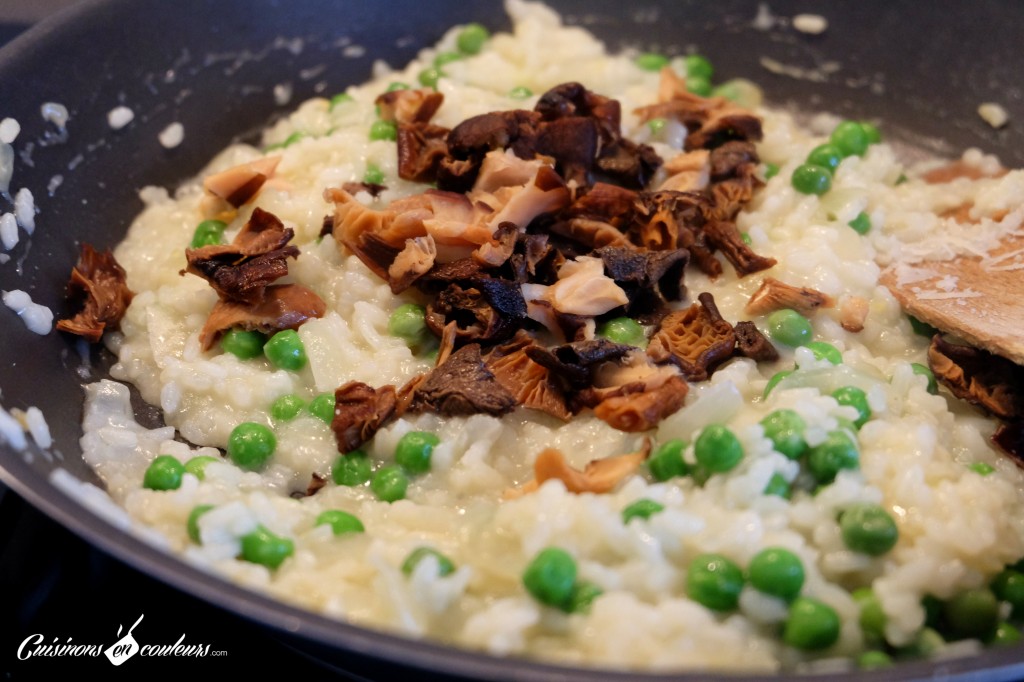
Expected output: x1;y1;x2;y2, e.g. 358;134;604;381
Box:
198;283;327;349
437;109;542;192
593;373;689;432
486;332;572;421
55;244;134;342
332;381;399;453
506;438;651;498
594;245;689;312
397;122;450;183
525;338;633;389
425;276;527;344
647;292;736;381
374;88;444;125
704;220;777;277
928;335;1024;420
745;277;834;316
203;155;281;209
410;343;518;416
388;235;438;293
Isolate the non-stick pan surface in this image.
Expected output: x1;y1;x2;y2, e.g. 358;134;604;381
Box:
2;1;1023;678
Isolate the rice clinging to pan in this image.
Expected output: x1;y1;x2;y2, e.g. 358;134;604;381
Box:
67;0;1024;672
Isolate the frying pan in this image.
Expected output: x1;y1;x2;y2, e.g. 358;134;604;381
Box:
1;0;1023;678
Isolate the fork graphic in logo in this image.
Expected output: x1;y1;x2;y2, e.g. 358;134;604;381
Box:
103;614;144;666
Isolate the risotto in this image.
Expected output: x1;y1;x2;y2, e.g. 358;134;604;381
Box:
74;0;1024;673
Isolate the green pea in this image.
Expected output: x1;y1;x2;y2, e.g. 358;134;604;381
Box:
508;86;533;100
456;22;490;55
905;627;945;656
748;547;805;601
740;232;752;245
227;422;276;471
857;651;892;669
567;581;603;613
388;303;427;344
910;362;938;394
369;119;398;141
394;431;440;475
647;117;667;135
791;163;832;195
684;54;714;80
402;546;455;576
992;569;1024;618
523;547;577;609
308;393;336;424
184;455;220;481
804;341;842;365
767;309;813;347
895;172;909;185
190;219;227;248
219;328;266;359
990;622;1022;646
434;51;463;67
187;504;214;544
622;499;665;524
332;450;372;487
943;588;999;640
316;510;365;536
830;120;871;157
807;143;843;175
263;329;307;371
239;524;294;569
839;504;898;556
783;597;841;650
371;465;408;502
418;67;443;89
763;472;791;499
694;424;743;473
685;75;713;97
908;315;938;338
806;429;859;484
329;92;353;110
832;385;871;428
852;587;887;644
764;369;794;397
686;553;744;611
385;81;409;92
848;210;872;235
648;439;689;481
143;455;185;491
363;163;385;185
596;317;647;348
763;162;780;179
271;394;305;421
860;121;882;144
969;462;995;476
760;409;808;459
264;131;305;152
635;52;669;71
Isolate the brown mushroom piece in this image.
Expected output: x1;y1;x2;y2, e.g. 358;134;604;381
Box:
525;338;633;390
928;335;1024;420
593;373;689;432
437;109;542;192
703;220;777;278
534;115;598;186
388;235;438;293
198;283;327;349
594;245;689;313
375;88;444;125
340;180;388;198
425;276;526;344
595;137;663;190
332;381;399;453
993;420;1024;465
56;244;134;343
647;292;736;381
202;156;281;209
659;149;711;192
506;438;652;498
745;277;834;317
631;190;721;277
184;207;299;305
409;343;517;417
396;122;450;183
733;321;779;362
485;332;571;421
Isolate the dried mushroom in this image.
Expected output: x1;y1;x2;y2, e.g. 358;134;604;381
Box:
486;332;571;420
332;381;400;453
928;335;1024;420
993;420;1024;465
733;321;779;362
56;244;134;343
592;373;689;432
198;284;326;349
374;88;444;125
425;276;526;344
745;277;834;316
410;343;518;416
647;292;736;381
202;156;281;212
507;438;652;498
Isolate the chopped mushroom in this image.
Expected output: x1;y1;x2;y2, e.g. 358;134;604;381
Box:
202;156;281;215
702;218;776;277
659;149;711;192
521;256;629;332
733;321;779;362
198;284;326;349
184;207;299;305
388;235;437;293
593;373;689;431
506;438;652;498
486;332;571;420
745;277;834;316
525;338;632;390
647;292;736;381
332;381;400;453
56;244;134;343
397;123;450;182
410;343;518;416
594;245;689;314
374;88;444;124
425;278;526;344
928;335;1024;420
